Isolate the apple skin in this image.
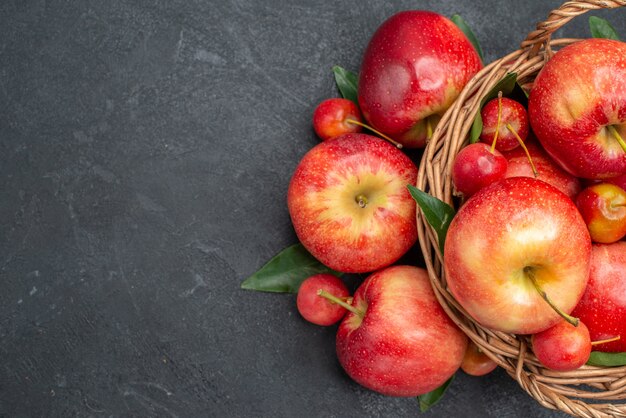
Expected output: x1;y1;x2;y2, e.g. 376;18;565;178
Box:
444;177;591;335
358;10;482;148
571;242;626;353
313;98;362;141
575;183;626;244
452;142;507;198
297;274;350;326
531;320;591;372
502;138;582;200
528;38;626;179
607;173;626;191
287;133;418;273
480;97;529;152
336;265;467;397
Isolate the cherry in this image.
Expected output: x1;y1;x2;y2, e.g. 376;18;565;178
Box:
312;98;363;141
452;142;508;198
461;340;498;376
531;320;590;371
575;183;626;244
296;274;350;326
480;94;529;152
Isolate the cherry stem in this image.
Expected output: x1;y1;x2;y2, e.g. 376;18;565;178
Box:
591;335;621;346
607;125;626;153
525;267;579;327
346;119;403;149
490;91;503;154
317;289;364;318
506;123;538;177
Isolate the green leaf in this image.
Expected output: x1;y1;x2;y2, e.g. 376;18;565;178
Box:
332;65;359;105
586;351;626;367
241;243;342;293
407;184;456;255
418;375;454;412
589;16;620;40
451;14;484;62
469;72;519;143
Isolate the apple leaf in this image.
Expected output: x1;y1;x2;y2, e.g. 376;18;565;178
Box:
407;184;456;255
332;65;359;106
241;243;342;293
589;16;620;41
451;14;484;62
469;72;521;143
586;351;626;367
418;375;454;412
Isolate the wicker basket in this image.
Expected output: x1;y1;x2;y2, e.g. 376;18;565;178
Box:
416;1;626;417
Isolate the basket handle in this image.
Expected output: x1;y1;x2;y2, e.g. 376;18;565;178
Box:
520;0;626;57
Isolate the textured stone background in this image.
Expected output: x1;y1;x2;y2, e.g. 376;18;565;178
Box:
1;1;625;417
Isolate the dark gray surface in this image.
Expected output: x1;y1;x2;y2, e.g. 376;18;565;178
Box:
2;1;625;417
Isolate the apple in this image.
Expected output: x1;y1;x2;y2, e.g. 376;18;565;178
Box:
358;10;483;148
297;274;350;326
575;183;626;244
607;173;626;191
336;265;467;397
444;177;591;335
531;320;591;371
287;133;418;273
528;38;626;179
480;96;529;152
312;98;363;141
571;242;626;353
502;138;582;200
461;340;498;377
451;142;507;198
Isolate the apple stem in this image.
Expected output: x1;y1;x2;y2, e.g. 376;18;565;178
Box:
355;194;368;208
490;91;503;154
607;125;626;153
426;116;433;142
525;267;579;327
346;119;403;149
591;335;621;346
506;123;538;177
317;289;364;318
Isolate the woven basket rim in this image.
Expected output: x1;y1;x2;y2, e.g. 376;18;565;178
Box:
416;1;626;417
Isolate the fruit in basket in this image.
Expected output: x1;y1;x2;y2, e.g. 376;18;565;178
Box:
313;98;363;141
460;340;498;376
358;10;483;148
503;139;581;200
479;96;529;152
528;38;626;179
444;177;591;335
607;173;626;191
287;133;418;273
575;183;626;243
571;242;626;353
451;142;507;198
336;265;467;397
297;274;350;326
531;320;591;371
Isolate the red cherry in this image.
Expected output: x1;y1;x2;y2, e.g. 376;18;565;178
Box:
480;96;529;152
296;274;350;326
531;320;591;371
312;98;362;141
461;340;498;376
452;142;508;198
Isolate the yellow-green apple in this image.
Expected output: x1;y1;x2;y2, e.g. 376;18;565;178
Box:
287;133;417;273
451;142;507;198
444;177;591;334
502;139;582;200
528;38;626;179
480;96;529;152
531;320;591;371
358;10;482;148
571;242;626;352
336;265;467;396
575;183;626;244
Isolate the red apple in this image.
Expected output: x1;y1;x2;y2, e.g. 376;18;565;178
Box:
502;138;582;200
461;340;498;377
480;96;529;152
451;142;507;198
575;183;626;244
528;38;626;179
531;320;591;371
607;173;626;191
297;274;350;326
313;98;363;141
358;10;482;148
336;265;467;397
571;242;626;353
287;133;417;273
444;177;591;335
